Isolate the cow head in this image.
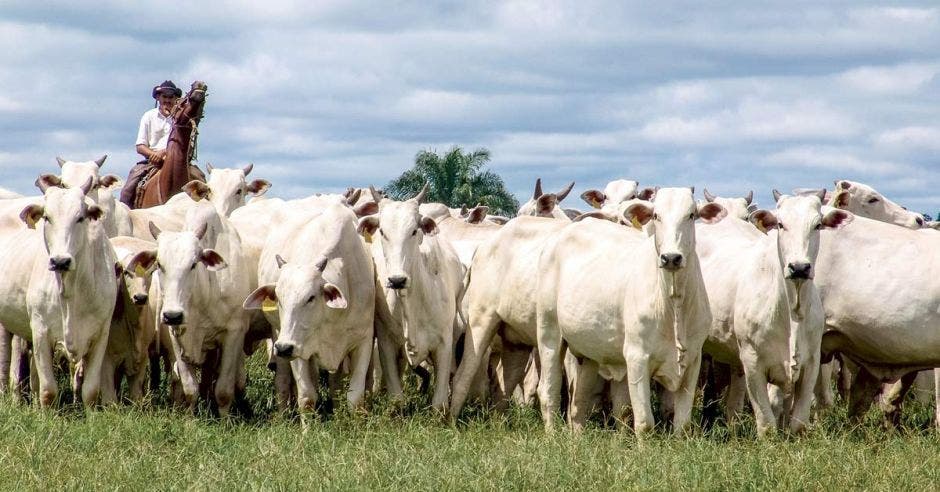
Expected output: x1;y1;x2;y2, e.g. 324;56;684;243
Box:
21;178;103;273
517;178;575;220
703;188;754;221
243;256;347;362
358;184;437;291
580;179;639;209
750;193;852;285
829;180;922;229
115;250;156;306
192;163;272;217
41;156;108;197
621;187;726;272
128;222;226;364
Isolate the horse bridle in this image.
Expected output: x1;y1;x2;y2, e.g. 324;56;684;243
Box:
168;87;207;167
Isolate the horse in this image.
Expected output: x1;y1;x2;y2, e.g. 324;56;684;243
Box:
136;81;208;208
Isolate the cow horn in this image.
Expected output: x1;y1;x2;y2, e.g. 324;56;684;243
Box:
206;162;214;173
275;254;287;269
744;190;753;205
369;185;382;204
346;188;362;206
413;183;429;204
703;188;716;203
79;176;94;195
556;182;575;202
533;178;543;199
148;221;162;239
94;154;107;167
194;222;208;241
689;186;695;194
315;257;328;272
772;189;783;202
56;156;66;168
242;163;253;176
814;188;827;202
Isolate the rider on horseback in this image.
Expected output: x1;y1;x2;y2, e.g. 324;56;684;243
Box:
119;80;182;207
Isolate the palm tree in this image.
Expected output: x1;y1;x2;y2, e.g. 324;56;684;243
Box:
385;146;519;216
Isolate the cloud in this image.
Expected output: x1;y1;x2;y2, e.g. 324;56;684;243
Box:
875;126;940;152
838;62;939;94
760;146;914;175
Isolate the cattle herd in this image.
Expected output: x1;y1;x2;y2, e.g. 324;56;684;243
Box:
0;156;938;438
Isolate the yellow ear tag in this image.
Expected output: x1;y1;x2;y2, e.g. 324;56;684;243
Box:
363;231;373;244
591;199;601;209
755;219;768;234
630;216;643;230
134;264;147;277
262;298;278;312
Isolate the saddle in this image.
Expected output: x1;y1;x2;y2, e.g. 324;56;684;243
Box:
133;163;207;209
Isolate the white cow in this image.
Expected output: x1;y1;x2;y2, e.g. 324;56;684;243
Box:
579;179;639;209
0;179;118;406
126;201;252;414
517;179;575;220
358;185;465;410
244;201;375;412
181;163;271;217
536;188;726;435
703;192;852;435
702;188;755;221
828;180;924;229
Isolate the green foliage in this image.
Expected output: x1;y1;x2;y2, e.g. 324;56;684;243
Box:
385;146;520;217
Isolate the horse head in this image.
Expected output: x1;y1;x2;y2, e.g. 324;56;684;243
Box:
173;81;208;124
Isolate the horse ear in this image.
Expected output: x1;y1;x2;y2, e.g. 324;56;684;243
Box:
148;221;162;239
56;157;66;168
94;155;107;167
183;180;210;201
242;163;253;176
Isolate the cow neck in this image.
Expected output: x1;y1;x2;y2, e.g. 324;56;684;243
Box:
58;223;113;359
761;231;807;380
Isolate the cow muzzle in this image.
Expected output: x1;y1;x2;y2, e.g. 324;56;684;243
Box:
273;341;296;359
659;253;683;271
786;262;813;280
48;255;72;272
132;293;149;305
162;310;185;325
387;275;408;290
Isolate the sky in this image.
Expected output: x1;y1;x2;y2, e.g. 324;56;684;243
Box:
1;1;938;214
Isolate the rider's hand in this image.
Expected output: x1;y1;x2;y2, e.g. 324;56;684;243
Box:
149;150;165;166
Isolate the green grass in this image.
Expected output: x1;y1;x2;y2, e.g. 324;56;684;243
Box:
0;353;938;490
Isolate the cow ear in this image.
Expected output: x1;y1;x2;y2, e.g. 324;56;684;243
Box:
420;216;438;236
831;189;849;208
85;205;104;221
322;283;347;309
622;203;654;229
535;194;558;217
465;205;489;224
246;179;271;197
199;249;228;271
114;262;124;278
243;284;277;310
487;215;509;225
20;205;44;229
580;190;606;209
357;216;380;242
183;180;210;201
126;250;157;275
35;174;63;193
98;174;122;189
748;209;779;234
698;202;727;224
148;221;162;240
636;187;657;201
353;201;378;218
821;209;853;229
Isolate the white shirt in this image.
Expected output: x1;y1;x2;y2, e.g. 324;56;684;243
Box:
135;107;174;150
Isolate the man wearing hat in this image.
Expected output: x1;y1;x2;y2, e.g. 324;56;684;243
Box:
119;80;183;207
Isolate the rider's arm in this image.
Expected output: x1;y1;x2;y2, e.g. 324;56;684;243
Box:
135;111;164;163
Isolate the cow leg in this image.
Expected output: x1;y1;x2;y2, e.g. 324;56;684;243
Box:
346;336;373;410
700;357;724;431
846;365;880;423
32;334;58;408
814;361;836;410
568;358;603;433
79;330;109;408
536;308;565;433
790;356;820;434
430;335;454;412
521;353;539;406
493;345;530;412
375;324;405;403
290;357;318;414
98;354;118;406
934;368;940;430
837;355;855;400
127;355;148;402
609;378;631;429
10;336;31;403
448;312;499;418
671;350;703;435
271;353;294;411
0;326;10;394
880;371;918;428
741;354;777;437
174;359;199;410
625;353;655;436
214;328;247;416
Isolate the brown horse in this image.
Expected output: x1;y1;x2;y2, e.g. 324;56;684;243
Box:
137;81;208;208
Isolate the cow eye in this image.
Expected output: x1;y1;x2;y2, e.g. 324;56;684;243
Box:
307;295;315;303
652;213;659;221
814;223;823;230
236;189;243;195
778;223;786;231
76;216;85;223
411;229;417;236
867;197;879;204
156;262;164;271
688;213;695;220
190;262;197;270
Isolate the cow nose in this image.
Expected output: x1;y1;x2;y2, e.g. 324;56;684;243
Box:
387;275;408;290
659;253;683;271
48;256;72;271
274;342;295;359
132;293;148;305
787;262;813;280
915;216;924;227
162;310;184;325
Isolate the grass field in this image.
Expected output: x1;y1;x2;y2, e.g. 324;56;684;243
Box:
1;353;938;490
